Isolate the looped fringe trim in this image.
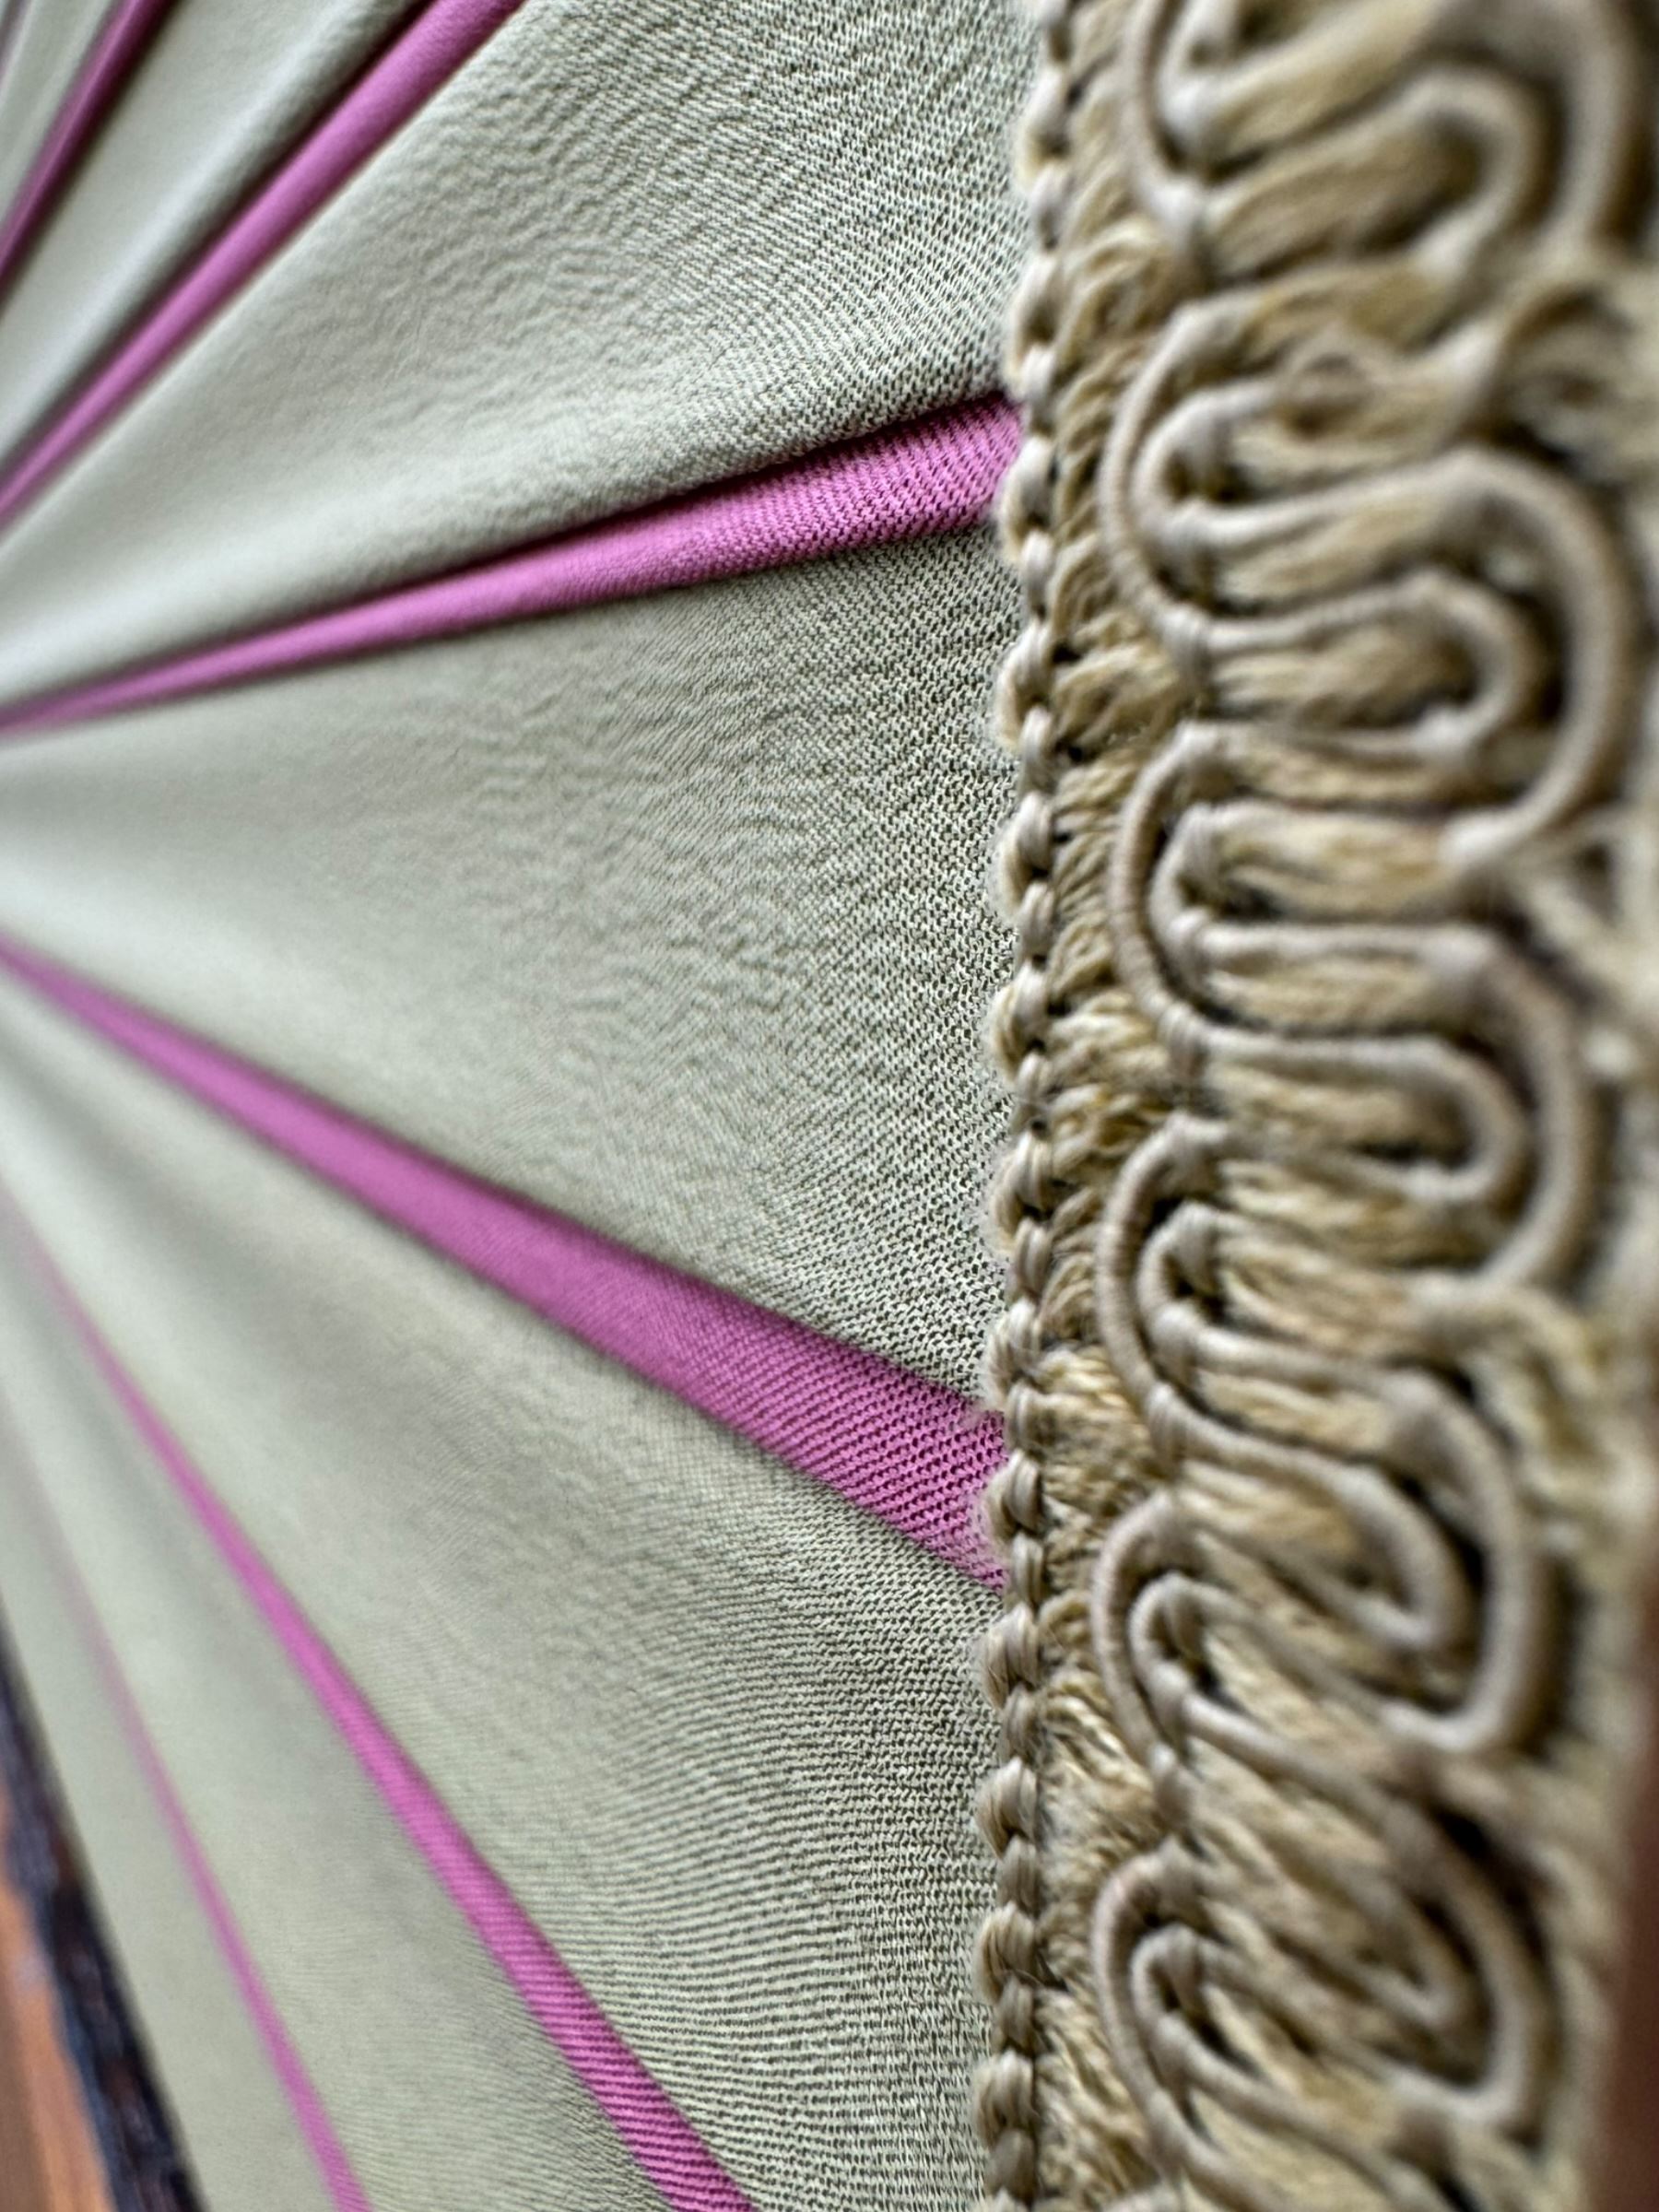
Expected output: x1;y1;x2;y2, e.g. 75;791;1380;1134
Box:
979;1;1659;2206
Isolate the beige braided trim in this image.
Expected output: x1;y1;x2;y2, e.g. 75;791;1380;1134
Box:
978;1;1659;2207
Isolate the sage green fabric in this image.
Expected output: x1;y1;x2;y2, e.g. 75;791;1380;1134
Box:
0;0;413;464
0;0;111;233
0;0;1032;703
0;962;1000;2212
0;533;1017;1394
0;1418;336;2212
0;1237;671;2212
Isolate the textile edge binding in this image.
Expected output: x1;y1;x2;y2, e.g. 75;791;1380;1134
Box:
977;2;1659;2208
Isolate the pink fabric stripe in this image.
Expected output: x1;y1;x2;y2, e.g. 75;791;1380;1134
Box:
0;0;176;298
0;399;1018;735
0;936;1002;1581
4;1422;371;2212
18;1239;759;2212
0;0;524;528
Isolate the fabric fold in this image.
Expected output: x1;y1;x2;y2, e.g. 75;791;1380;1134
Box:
0;933;1002;1581
0;399;1016;731
0;0;524;528
6;1203;756;2212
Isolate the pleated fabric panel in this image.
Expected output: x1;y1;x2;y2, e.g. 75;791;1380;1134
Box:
0;3;1032;2207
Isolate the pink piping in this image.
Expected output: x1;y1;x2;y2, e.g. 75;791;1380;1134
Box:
0;936;1003;1582
4;1418;372;2212
16;1230;759;2212
0;0;526;529
0;398;1018;735
0;0;177;300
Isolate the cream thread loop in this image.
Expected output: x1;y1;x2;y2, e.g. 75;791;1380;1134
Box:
982;0;1659;2203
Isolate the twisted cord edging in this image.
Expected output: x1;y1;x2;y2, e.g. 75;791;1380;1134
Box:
976;6;1088;2207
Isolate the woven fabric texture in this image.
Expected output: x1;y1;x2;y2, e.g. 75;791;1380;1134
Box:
0;933;1002;1578
0;958;1000;2212
13;0;1659;2206
0;1433;337;2212
0;1242;674;2212
0;0;1034;704
0;3;1036;2207
0;0;112;235
0;535;1017;1393
0;0;411;466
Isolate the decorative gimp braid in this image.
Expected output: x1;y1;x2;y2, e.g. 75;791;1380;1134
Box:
980;1;1659;2207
